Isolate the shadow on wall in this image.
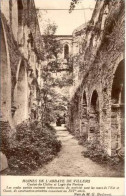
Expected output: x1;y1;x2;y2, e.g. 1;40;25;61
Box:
13;60;28;125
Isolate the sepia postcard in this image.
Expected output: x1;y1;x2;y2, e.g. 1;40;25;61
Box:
0;0;125;195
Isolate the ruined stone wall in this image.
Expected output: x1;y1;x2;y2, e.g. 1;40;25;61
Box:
72;24;87;86
0;19;12;127
68;0;125;156
1;0;43;128
0;0;44;171
1;0;10;23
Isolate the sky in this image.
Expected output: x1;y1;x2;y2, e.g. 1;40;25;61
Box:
35;0;96;35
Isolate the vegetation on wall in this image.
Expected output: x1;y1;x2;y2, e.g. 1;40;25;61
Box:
3;120;61;175
82;140;124;167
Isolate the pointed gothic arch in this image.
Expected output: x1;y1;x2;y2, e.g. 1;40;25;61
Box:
80;91;88;140
64;44;69;59
89;90;100;142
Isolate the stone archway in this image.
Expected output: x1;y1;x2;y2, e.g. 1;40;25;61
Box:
80;91;88;140
89;90;100;142
111;59;124;155
1;20;12;124
13;60;28;125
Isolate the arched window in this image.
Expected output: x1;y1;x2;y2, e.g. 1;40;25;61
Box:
101;5;109;31
17;0;24;46
9;0;12;25
64;44;69;59
17;0;23;26
81;91;88;140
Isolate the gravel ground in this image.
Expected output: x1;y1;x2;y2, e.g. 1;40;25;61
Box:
32;126;124;177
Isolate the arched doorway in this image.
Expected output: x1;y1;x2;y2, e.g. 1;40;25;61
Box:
111;60;124;154
89;90;100;142
81;91;88;140
13;60;28;125
1;20;12;123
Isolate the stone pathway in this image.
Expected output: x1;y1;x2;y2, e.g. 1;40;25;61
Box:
32;126;124;177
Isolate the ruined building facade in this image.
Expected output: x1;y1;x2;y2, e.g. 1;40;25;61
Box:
51;35;73;99
68;0;125;157
0;0;43;129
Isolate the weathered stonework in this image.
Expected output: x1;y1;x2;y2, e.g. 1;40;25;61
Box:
68;0;125;157
0;0;44;170
1;0;43;128
1;19;12;127
51;35;73;100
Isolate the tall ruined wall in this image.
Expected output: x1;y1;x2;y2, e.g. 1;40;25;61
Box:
0;18;12;127
68;0;125;156
1;0;43;127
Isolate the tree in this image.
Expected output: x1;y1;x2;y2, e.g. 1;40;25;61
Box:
40;22;66;125
69;0;80;13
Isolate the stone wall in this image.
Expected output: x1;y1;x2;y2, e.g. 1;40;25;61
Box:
0;0;44;170
1;0;43;129
0;19;12;127
68;0;125;157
